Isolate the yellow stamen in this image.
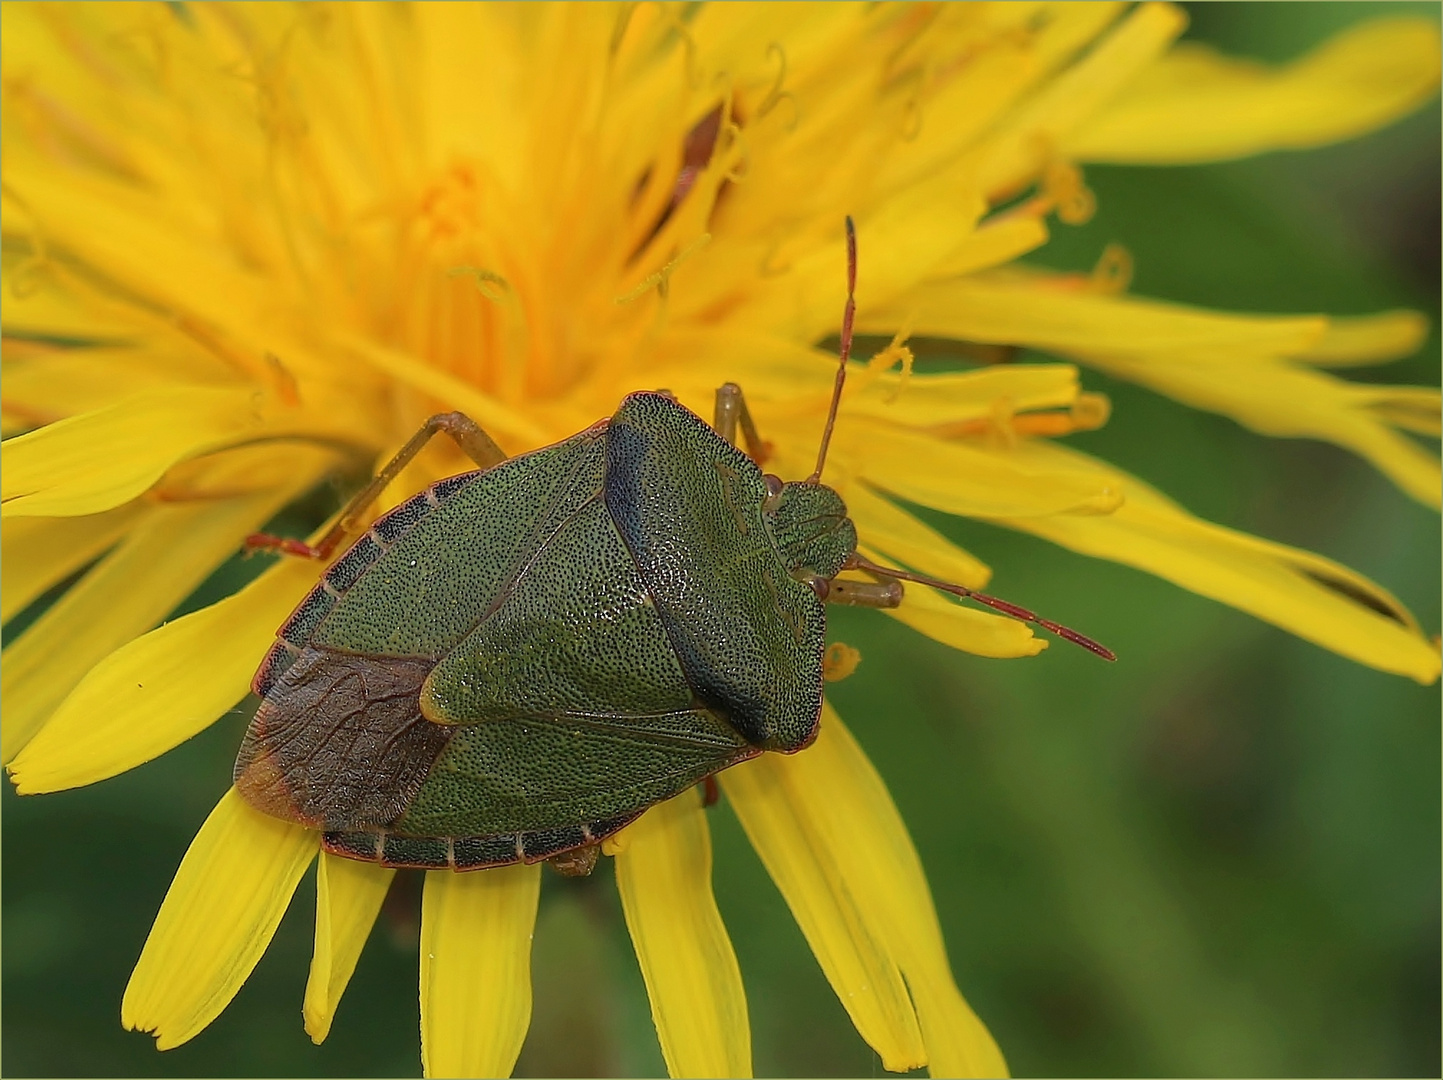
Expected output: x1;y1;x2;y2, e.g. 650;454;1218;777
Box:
865;329;916;403
1069;391;1112;431
1043;157;1097;225
722;121;751;183
447;266;511;303
823;642;862;682
1089;243;1134;294
930;392;1112;441
615;232;712;304
755;43;798;130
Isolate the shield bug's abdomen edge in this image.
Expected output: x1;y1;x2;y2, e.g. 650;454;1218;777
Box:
246;459;508;701
321;809;645;871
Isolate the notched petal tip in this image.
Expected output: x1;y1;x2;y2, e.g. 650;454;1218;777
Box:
122;789;317;1050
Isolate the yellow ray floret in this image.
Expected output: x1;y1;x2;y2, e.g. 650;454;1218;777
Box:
995;441;1441;684
725;706;1010;1079
1;489;302;763
614;786;753;1079
122;788;319;1050
419;862;542;1079
721;735;929;1074
7;557;319;794
1066;17;1443;164
864;273;1440;509
305;854;396;1045
1;503;146;622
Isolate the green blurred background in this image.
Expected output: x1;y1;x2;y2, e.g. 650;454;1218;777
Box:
4;4;1439;1076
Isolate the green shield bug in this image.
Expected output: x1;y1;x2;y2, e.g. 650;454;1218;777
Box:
235;218;1113;877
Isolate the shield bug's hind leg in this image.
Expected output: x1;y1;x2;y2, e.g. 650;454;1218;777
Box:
247;412;508;560
701;774;720;807
547;844;601;877
713;382;773;465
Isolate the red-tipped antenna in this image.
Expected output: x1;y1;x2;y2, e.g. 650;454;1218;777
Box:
807;216;857;485
850;554;1117;661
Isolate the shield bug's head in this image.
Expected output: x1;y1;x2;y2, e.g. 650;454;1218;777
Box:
763;478;856;580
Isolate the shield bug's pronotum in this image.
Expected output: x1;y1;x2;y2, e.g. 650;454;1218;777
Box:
236;218;1113;877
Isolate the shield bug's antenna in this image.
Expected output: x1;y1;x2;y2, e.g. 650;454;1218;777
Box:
807;215;857;485
849;553;1117;661
809;218;1116;661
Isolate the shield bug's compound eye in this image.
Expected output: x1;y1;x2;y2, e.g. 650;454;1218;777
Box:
808;576;830;601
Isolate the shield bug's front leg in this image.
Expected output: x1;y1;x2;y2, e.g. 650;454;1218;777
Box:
247;412;508;560
823;577;904;608
713;382;773;465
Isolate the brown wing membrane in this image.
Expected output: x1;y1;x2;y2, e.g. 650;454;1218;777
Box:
234;647;452;830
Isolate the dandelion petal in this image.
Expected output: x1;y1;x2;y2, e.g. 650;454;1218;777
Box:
9;557;319;794
730;707;1009;1078
1;387;267;518
999;440;1441;683
122;788;317;1050
420;862;541;1079
928;215;1051;280
1294;311;1430;368
1090;357;1442;509
720;762;928;1074
878;568;1047;660
614;788;752;1079
1;496;289;764
1067;17;1443;164
863;276;1327;360
981;1;1187;194
852;420;1124;519
850;366;1083;434
807;709;1009;1079
864;277;1439;507
304;853;395;1044
0;503;146;623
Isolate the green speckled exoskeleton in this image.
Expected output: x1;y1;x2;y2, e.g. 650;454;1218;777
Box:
236;219;1113;877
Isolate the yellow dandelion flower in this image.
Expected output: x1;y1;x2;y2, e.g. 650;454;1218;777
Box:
2;3;1439;1079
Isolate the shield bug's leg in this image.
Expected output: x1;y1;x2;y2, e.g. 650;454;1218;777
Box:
246;412;508;561
713;382;772;464
701;774;720;807
824;577;904;608
547;844;600;877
